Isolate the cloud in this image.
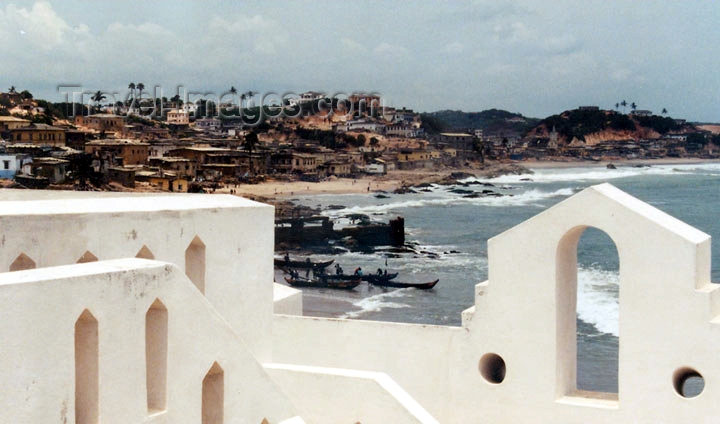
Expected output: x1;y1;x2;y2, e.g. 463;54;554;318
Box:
0;1;718;122
341;38;367;54
445;42;464;54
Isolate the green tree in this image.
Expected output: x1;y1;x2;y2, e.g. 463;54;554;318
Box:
662;108;668;115
631;102;637;112
686;133;707;146
8;86;16;94
170;94;182;108
20;90;33;100
620;100;627;113
91;91;106;113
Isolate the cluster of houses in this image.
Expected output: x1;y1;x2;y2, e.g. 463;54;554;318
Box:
0;106;462;191
1;92;717;191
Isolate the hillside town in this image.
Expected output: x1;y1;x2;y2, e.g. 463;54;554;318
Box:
0;87;718;192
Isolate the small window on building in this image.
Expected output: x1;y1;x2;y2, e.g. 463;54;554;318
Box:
3;161;9;170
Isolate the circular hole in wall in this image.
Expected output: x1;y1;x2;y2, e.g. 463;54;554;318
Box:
479;353;506;384
673;367;704;398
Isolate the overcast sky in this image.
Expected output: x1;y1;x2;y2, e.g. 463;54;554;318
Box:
1;1;719;121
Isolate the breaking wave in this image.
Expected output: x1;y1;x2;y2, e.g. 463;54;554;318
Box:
342;288;413;318
482;163;720;184
577;266;619;337
322;188;575;217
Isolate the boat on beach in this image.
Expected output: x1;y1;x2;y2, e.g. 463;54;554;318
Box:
371;279;439;290
284;275;361;290
361;273;399;284
274;258;334;269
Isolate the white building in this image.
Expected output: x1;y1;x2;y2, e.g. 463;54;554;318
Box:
345;119;386;133
0;153;32;179
167;109;190;125
0;184;719;423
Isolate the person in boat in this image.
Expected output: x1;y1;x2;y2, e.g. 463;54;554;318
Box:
335;263;343;275
354;267;363;276
284;253;290;264
377;268;383;276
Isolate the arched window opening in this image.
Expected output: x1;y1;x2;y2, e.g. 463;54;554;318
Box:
75;309;99;424
9;253;36;271
77;251;99;263
557;226;619;397
202;362;224;424
146;299;168;413
185;236;206;294
136;245;155;260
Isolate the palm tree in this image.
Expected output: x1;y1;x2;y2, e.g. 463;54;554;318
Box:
662;108;668;115
620;100;627;113
91;91;106;113
631;102;637;112
170;94;182;108
230;86;237;95
8;86;16;94
615;102;619;111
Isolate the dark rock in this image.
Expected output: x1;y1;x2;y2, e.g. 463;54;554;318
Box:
394;186;417;194
375;194;390;199
449;188;473;194
479;164;533;179
414;182;433;188
327;204;346;210
449;171;476;180
606;163;617;169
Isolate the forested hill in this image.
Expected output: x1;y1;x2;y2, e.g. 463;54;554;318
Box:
526;108;694;145
420;109;540;135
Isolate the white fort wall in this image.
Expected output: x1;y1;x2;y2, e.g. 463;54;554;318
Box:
1;184;718;423
0;193;275;360
272;184;720;423
0;259;302;423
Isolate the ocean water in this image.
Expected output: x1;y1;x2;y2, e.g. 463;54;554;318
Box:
287;162;720;393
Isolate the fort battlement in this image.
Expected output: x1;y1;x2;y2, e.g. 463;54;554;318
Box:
0;185;715;423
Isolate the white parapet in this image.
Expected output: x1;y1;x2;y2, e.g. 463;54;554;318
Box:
273;184;720;423
3;184;720;423
0;259;300;423
0;192;275;361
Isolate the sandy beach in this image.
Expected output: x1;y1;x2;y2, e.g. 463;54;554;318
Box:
222;158;720;199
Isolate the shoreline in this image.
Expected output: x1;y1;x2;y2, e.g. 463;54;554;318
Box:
226;157;720;200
